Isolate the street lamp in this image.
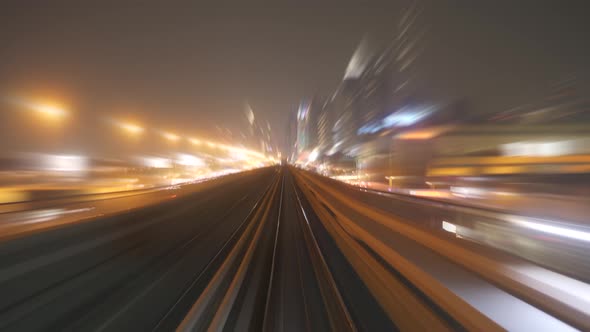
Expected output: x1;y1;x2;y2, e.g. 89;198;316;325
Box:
162;132;180;142
189;137;202;145
118;122;144;136
35;104;67;118
4;97;68;123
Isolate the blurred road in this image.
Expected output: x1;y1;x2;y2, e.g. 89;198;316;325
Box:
0;167;587;331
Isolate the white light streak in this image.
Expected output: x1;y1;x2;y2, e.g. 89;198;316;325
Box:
442;221;457;234
509;217;590;243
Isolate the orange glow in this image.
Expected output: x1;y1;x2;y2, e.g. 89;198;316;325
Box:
37;104;67;118
397;126;452;140
398;131;437;140
408;190;451;198
162;132;180;142
118;122;144;135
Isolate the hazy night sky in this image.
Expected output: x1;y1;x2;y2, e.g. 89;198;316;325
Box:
0;1;588;156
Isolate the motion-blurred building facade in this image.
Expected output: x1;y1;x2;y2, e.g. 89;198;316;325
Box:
290;2;590;193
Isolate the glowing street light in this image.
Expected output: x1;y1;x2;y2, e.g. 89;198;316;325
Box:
4;97;68;123
189;137;202;145
118;122;144;135
35;104;67;118
162;132;180;142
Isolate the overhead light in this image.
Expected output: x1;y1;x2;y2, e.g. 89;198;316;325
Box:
118;122;144;135
162;132;180;142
